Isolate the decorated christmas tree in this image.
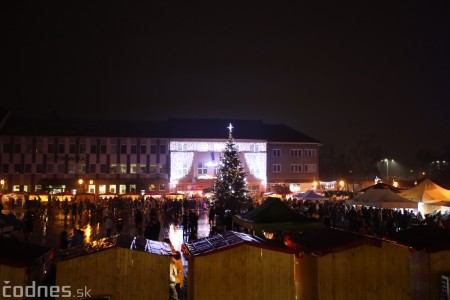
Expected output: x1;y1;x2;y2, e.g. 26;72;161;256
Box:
213;123;251;212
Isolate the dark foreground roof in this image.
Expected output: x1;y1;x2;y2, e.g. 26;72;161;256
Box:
58;234;173;261
288;227;381;256
1;116;321;143
183;231;297;257
0;238;53;268
386;225;450;252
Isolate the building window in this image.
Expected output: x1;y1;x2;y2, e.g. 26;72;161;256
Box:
140;164;147;173
131;145;137;154
111;144;117;154
100;164;107;173
120;145;127;154
119;185;126;194
290;164;302;173
160;164;166;173
2;144;11;153
1;164;9;173
36;164;45;173
130;164;137;173
79;144;86;154
14;144;21;153
159;184;166;191
69;144;76;154
58;144;65;154
110;164;117;173
149;164;157;173
304;149;316;157
290;149;302;157
36;143;43;153
89;164;96;173
14;164;22;173
48;144;54;154
79;164;86;173
58;164;65;173
304;164;317;172
273;149;281;157
120;164;127;173
100;144;107;154
160;145;166;154
150;145;156;154
140;145;146;154
273;164;281;173
149;184;156;191
90;144;97;153
198;162;207;175
130;184;136;193
109;185;116;193
24;164;32;173
26;143;32;153
47;164;54;173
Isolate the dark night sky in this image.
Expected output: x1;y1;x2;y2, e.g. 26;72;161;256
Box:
2;2;450;164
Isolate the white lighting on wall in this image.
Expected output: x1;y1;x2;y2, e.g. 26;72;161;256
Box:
244;152;267;181
170;152;194;181
170;141;267;152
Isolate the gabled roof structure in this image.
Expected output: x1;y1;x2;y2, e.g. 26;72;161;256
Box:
59;234;173;260
385;225;450;252
287;227;380;256
182;231;296;257
0;238;53;268
346;188;418;209
233;197;321;231
296;190;330;201
399;179;450;203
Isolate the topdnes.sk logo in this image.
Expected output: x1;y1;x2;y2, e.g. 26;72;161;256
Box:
2;281;92;298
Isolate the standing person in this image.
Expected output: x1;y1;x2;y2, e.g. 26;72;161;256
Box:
104;214;113;237
208;204;216;227
169;256;179;300
22;211;34;243
60;230;69;254
173;251;185;300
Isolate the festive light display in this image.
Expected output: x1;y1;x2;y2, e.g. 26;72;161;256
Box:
170;141;266;152
170;152;194;181
244;153;267;181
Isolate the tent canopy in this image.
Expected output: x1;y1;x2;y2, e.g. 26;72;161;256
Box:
233;197;321;232
346;188;418;209
399;179;450;203
296;190;330;201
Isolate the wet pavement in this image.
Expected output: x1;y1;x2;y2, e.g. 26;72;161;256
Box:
1;206;212;253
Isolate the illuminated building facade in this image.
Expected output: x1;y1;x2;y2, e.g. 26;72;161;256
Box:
0;115;321;198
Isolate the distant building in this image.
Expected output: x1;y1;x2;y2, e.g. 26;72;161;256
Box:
0;116;321;198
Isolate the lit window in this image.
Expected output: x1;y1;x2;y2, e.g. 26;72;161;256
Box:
198;162;207;175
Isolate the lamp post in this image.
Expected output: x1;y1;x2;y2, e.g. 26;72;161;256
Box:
382;159;394;183
78;179;84;193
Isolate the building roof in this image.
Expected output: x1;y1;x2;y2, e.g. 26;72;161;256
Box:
0;238;54;268
287;227;381;256
1;116;321;144
385;225;450;252
182;231;297;257
58;234;173;261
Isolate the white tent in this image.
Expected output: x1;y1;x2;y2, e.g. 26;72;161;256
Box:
346;188;418;209
399;179;450;202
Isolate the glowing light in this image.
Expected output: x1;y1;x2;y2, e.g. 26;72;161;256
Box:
244;152;267;181
205;161;220;167
170;141;266;152
170;152;194;181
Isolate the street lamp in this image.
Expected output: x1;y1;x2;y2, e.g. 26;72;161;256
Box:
0;179;4;192
381;159;394;183
78;179;84;193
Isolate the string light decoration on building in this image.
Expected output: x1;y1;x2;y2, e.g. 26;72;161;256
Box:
170;152;194;181
212;124;252;211
244;153;267;181
169;141;266;152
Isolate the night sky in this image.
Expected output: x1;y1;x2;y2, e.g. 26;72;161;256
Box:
3;2;450;164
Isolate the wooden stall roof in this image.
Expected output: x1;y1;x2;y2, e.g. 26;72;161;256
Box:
59;234;173;261
385;225;450;252
0;238;53;268
288;227;381;256
183;231;297;257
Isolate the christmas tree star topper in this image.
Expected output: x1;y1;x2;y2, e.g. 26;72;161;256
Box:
227;123;233;134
